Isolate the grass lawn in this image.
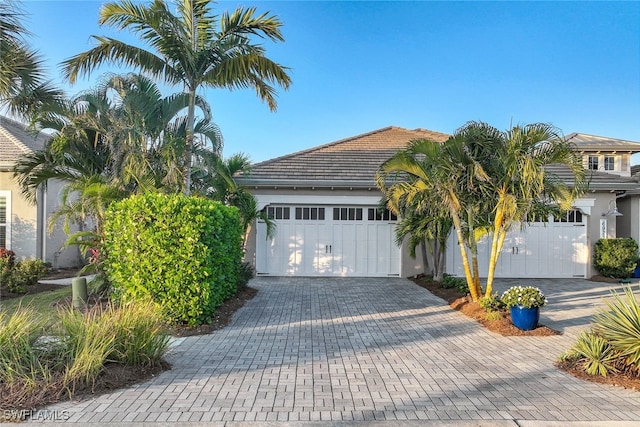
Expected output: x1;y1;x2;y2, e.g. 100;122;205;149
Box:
0;284;91;325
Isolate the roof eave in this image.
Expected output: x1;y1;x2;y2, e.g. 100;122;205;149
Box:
235;178;378;190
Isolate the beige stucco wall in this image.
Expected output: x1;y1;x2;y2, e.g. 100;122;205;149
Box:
0;172;81;267
1;171;38;260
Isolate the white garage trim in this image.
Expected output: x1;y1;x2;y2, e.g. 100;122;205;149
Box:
255;195;383;210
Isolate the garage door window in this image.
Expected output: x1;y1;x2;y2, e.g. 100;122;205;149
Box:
333;207;363;221
266;206;290;220
368;208;397;221
554;210;583;223
295;207;325;220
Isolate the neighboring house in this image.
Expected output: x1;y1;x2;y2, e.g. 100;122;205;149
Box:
238;126;640;279
0;116;80;268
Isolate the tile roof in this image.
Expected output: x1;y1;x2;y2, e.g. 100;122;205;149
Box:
566;133;640;152
238;126;449;185
238;125;640;192
0;116;48;167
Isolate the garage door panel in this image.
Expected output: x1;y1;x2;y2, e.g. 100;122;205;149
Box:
445;211;587;278
257;205;399;277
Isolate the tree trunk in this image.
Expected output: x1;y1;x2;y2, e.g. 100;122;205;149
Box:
420;239;431;276
183;86;196;195
450;210;479;301
485;194;505;297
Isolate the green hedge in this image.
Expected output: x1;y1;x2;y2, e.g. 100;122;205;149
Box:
593;238;639;278
103;193;243;326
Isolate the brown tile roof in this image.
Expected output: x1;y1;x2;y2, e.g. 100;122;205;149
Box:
566;133;640;152
0;116;48;167
238;126;449;185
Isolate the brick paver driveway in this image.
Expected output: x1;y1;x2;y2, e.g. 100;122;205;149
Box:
38;277;640;424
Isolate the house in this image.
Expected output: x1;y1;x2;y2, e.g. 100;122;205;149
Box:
238;126;640;279
0;116;80;268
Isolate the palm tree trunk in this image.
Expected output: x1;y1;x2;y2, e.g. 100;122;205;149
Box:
485;203;505;297
467;210;481;297
420;239;431;276
450;209;480;301
184;86;196;195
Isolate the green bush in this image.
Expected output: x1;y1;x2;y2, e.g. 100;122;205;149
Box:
479;293;505;312
104;193;243;326
593;238;639;278
1;258;49;293
441;274;469;295
561;331;618;377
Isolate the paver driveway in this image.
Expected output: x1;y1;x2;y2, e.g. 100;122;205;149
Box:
35;277;640;424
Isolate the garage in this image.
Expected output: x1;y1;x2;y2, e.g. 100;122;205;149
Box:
255;205;401;277
445;209;588;278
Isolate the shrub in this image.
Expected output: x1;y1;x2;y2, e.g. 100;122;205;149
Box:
0;248;16;267
11;259;48;287
104;193;243;326
441;274;469;294
479;293;505;312
561;331;618;377
500;285;547;309
593;238;639;278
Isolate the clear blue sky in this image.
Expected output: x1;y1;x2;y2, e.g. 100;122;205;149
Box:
21;0;640;164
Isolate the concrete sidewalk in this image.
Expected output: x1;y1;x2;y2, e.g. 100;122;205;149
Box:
24;277;640;424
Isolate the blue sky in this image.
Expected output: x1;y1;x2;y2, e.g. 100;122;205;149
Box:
21;0;640;164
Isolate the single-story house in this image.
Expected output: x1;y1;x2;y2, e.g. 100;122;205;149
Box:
0;115;80;268
238;126;640;279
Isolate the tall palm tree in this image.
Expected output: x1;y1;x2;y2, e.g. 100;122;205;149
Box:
0;0;62;119
62;0;291;195
482;123;586;297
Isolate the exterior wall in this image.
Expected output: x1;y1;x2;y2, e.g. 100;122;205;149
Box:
0;172;80;267
615;195;640;243
44;180;82;268
244;187;619;279
582;152;632;177
1;171;38;260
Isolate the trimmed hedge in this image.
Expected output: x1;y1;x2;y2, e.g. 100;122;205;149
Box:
593;238;639;278
103;193;243;326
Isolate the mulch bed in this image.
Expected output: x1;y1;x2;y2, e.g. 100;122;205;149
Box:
411;275;559;336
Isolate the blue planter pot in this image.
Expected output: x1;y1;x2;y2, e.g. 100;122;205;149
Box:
510;306;540;331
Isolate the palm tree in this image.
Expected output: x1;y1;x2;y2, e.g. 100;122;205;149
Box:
192;152;275;249
0;0;62;119
62;0;291;195
482;123;586;297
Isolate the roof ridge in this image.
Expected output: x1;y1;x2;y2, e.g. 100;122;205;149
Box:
252;126;399;168
0;116;33;155
251;125;447;168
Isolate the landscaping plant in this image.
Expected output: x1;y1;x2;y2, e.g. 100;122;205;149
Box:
560;285;640;377
500;286;547;309
593;238;639;278
104;192;243;326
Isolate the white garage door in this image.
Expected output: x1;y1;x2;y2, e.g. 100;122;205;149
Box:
446;210;588;278
256;206;401;277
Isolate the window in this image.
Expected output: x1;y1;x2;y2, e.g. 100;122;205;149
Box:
554;210;583;223
588;155;599;170
333;207;363;221
368;208;398;221
295;207;325;220
0;191;10;249
604;156;615;171
265;206;290;220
